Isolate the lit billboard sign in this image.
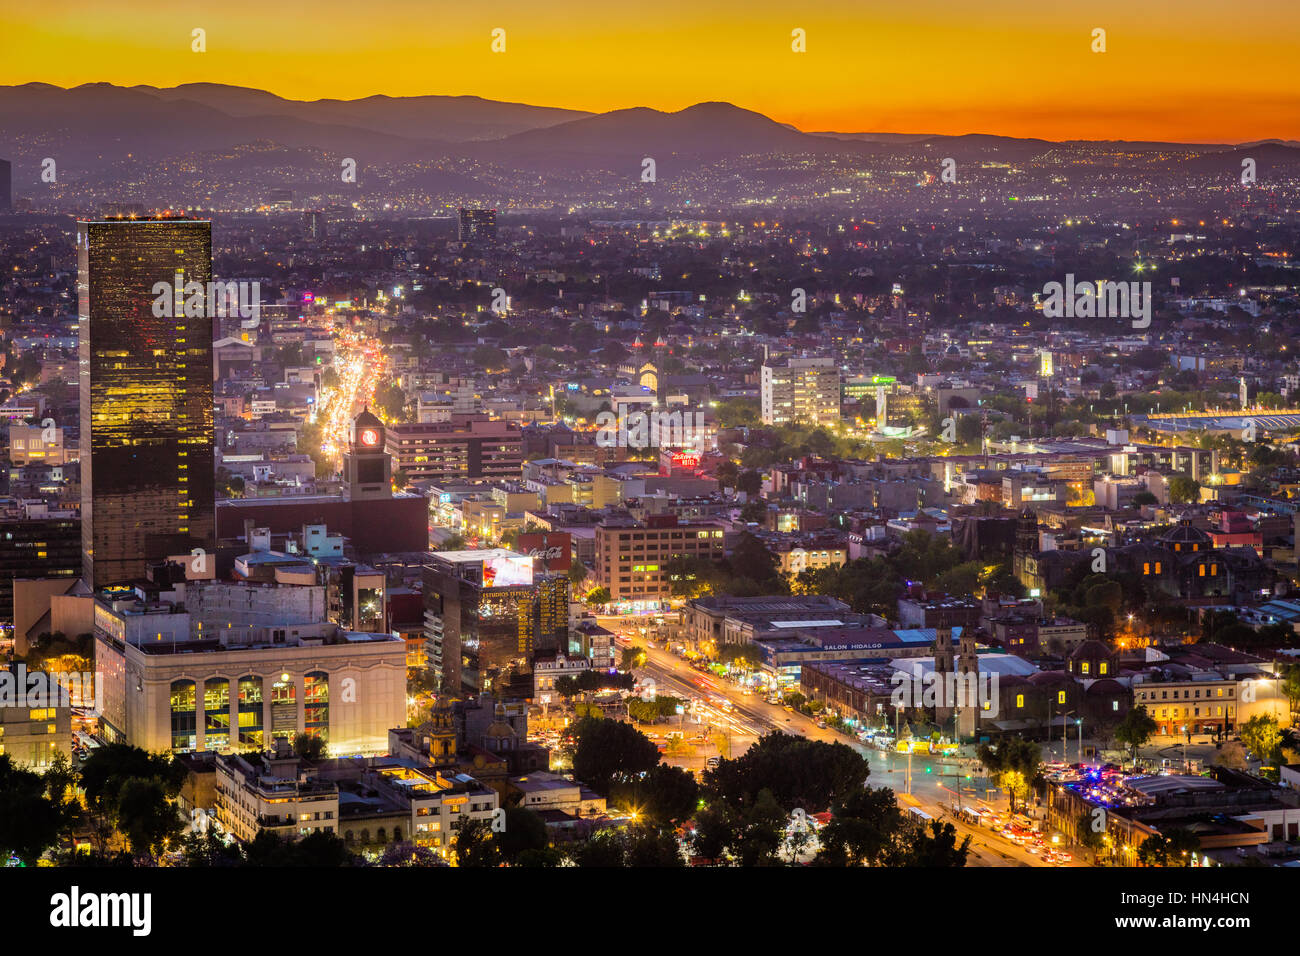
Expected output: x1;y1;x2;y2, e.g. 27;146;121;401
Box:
482;553;534;588
516;532;572;572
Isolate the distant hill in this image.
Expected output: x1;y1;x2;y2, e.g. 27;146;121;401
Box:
469;102;871;173
0;83;434;170
1;83;1296;186
133;83;591;142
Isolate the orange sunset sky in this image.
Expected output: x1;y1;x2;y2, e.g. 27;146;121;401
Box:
2;0;1297;141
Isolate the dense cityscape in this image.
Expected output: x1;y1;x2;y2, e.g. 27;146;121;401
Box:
0;3;1296;934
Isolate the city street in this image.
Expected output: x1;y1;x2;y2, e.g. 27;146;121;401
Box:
602;615;1078;866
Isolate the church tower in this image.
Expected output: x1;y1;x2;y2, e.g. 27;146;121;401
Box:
426;697;458;768
933;626;955;724
956;627;981;739
653;335;668;406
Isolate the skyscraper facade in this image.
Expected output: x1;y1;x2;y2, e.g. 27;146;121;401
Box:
457;207;497;244
78;216;216;588
0;159;11;214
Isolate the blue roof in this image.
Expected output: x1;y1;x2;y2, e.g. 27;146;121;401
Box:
894;626;963;645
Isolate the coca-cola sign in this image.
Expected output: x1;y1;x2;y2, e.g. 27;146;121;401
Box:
516;531;572;571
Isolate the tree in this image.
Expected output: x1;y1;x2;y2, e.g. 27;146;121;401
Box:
0;754;66;864
1137;828;1200;867
79;744;187;857
178;831;245;867
816;786;902;866
567;560;589;586
1240;714;1282;765
43;750;80;845
665;555;710;599
1284;665;1300;716
733;788;788;866
498;806;550;863
554;675;579;700
293;732;327;761
568;830;628;867
379;841;444;867
471;345;508;371
976;738;1041;812
1076;812;1105;856
891;819;970;867
737;470;763;495
717;643;762;671
1214;740;1248;771
584;586;610;607
570;717;660;795
1168;474;1200;504
611;764;700;829
704;731;869;813
453;818;501;867
620;645;647;671
243;830;359;866
1114;706;1158;767
115;777;183;858
727;532;784;591
690;803;738;864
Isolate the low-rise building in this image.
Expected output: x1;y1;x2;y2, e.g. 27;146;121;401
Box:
215;746;339;842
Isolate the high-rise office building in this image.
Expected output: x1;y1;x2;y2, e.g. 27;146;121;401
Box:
423;549;570;693
78;216;216;588
0;159;11;215
457;208;497;244
760;356;841;426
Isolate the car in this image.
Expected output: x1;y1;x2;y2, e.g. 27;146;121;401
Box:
706;756;721;767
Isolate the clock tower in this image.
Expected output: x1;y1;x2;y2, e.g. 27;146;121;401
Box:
343;408;392;501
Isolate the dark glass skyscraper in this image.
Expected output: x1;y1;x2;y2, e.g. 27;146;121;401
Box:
0;159;11;214
77;217;216;588
457;207;497;244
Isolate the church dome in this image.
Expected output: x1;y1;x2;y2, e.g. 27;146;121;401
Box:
1161;520;1210;546
485;702;517;741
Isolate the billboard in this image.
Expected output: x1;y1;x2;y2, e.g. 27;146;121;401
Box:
516;531;572;572
482;552;534;588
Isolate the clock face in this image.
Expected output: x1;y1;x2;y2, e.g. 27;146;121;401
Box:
359;428;379;447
